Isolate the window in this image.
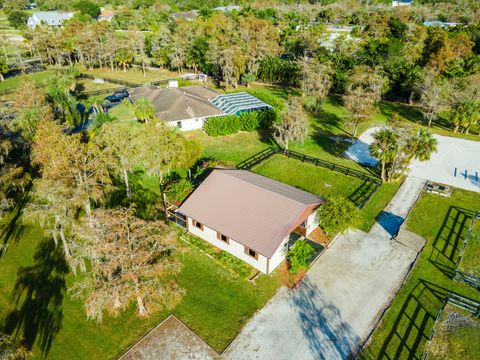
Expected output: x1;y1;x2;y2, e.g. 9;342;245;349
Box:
300;220;307;229
176;121;182;129
217;232;229;243
192;220;203;230
244;246;258;259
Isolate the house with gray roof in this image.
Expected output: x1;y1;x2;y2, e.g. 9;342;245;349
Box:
27;11;74;28
129;85;224;131
128;85;272;131
177;169;325;274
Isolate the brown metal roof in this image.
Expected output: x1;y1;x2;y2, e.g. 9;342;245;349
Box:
129;85;224;122
178;169;325;258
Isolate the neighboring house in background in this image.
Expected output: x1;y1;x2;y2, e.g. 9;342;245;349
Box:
27;11;74;28
177;169;325;274
129;85;224;131
213;5;242;12
128;85;272;131
171;10;199;21
392;0;412;6
98;9;115;22
423;21;461;28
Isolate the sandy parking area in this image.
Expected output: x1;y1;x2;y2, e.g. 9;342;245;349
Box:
409;134;480;193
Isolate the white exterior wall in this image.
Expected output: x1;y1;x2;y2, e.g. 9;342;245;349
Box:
168;117;204;131
186;217;269;273
305;211;319;236
268;235;289;274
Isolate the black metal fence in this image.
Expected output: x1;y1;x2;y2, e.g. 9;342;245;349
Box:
454;210;480;290
237;147;381;184
283;149;381;185
236;147;382;208
236;147;277;170
76;86;126;97
78;73;142;88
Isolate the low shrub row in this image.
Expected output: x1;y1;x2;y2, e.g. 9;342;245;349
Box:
182;233;252;277
204;109;277;136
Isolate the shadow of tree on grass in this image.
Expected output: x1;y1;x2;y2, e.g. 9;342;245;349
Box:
0;191;30;259
3;240;68;358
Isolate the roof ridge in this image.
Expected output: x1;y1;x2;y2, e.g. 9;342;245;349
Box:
216;169;318;207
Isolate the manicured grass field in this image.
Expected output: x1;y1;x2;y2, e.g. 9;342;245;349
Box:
0;210;280;359
425;305;480;359
252;154;401;232
361;189;480;359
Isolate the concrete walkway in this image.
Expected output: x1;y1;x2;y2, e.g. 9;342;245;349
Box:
223;177;426;360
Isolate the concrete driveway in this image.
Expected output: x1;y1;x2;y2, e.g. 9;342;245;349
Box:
223;177;425;360
223;230;417;360
409;134;480;193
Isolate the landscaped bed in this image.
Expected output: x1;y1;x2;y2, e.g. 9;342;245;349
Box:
425;304;480;359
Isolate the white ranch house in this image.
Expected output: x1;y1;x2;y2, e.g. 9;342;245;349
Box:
177;169;324;274
128;85;271;131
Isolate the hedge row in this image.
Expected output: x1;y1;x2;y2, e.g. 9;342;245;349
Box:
246;89;285;110
204;110;277;136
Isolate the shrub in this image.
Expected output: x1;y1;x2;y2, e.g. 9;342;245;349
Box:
287;239;314;273
217;251;251;277
204;110;277;136
164;179;193;204
317;196;361;235
8;10;28;29
246;89;285;110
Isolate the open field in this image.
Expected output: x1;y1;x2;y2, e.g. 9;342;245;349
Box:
361;188;480;359
0;71;53;91
0;202;280;359
81;67;180;84
425;305;480;359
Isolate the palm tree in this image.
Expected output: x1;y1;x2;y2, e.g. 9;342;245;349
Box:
407;128;438;162
126;97;155;123
369;129;398;182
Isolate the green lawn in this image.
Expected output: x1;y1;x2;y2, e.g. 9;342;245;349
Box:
458;219;479;277
74;79;120;94
81;67;180;84
0;208;280;359
361;189;480;359
425;305;480;359
0;71;53;91
252;154;401;232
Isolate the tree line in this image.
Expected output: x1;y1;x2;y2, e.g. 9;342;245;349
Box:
0;72;202;332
